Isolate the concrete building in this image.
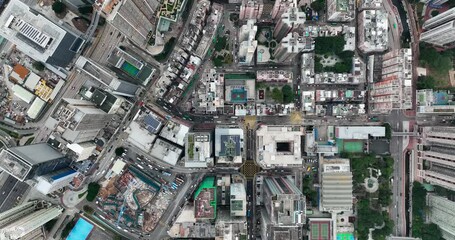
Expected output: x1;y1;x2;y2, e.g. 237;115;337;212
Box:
239;0;264;20
256;70;293;84
0;0;84;77
75;56;140;97
66;141;97;161
194;177;217;220
0;200;63;240
271;0;297;20
423;7;455;30
262;176;305;225
238;20;258;65
420;20;455;47
196;69;225;114
53;98;114;143
230;183;247;217
274;7;306;41
256;125;304;169
417;127;455;191
159;120;190;146
358;10;388;53
184;132;214;168
274;32;314;62
99;0;160;47
320;158;353;213
335;126;385;139
327;0;355;22
427;194;455;240
215;127;244;165
150;138;183;166
0;143;71;181
370;48;412;113
34;168;78;194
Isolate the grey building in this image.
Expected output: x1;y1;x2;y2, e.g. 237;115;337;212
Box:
0;144;71;181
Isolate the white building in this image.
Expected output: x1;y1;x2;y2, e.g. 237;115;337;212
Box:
358;10;388;53
238;20;258;65
320;158;353;213
274;8;305;41
271;0;297;20
0;0;84;77
0;200;63;240
159;121;190;146
420;20;455;47
66;142;97;161
256;125;303;169
150;139;183;166
427;194;455;240
184;132;214;168
230;183;247;217
423;7;455;30
327;0;355;22
335;126;385;139
274;32;314;62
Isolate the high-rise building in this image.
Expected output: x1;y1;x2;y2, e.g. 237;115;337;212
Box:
274;32;314;62
184;132;214;168
75;56;140;97
52;98;114;143
0;143;71;181
271;0;297;20
230;183;247;217
420;8;455;46
98;0;161;47
327;0;355;22
274;8;306;41
238;20;258;65
0;0;85;77
417;127;455;191
370;48;412;113
420;20;455;46
0;200;63;240
427;194;455;240
320;158;353;213
262;176;305;225
423;7;455;30
240;0;264;20
215;127;244;165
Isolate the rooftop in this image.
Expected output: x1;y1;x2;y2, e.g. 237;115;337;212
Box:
0;0;83;68
194;177;217;219
257;125;303;168
321;158;353;212
335;126;385;139
159;121;190;146
185;132;213;168
215;127;244;164
150;138;182;165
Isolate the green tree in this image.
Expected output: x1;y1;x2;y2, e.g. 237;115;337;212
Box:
32;61;45;71
215;36;227;51
44;219;58;232
314;36;346;55
383;123;392;139
416;75;436;90
271;88;283;103
420;44;453;74
52;1;66;14
311;0;325;12
78;5;93;15
83;205;94;214
86;182;101;202
282;85;295;104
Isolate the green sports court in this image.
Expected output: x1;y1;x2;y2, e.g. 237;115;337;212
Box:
337;139;364;153
310;221;331;240
121;61;140;77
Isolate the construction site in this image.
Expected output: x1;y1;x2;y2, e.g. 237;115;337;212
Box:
97;164;182;232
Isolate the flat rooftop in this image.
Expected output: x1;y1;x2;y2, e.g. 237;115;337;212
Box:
257;125;303;168
335;126;385;139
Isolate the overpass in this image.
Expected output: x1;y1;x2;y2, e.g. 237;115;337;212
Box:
392;131;418;137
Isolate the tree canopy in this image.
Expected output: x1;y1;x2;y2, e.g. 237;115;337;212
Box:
416;76;436;90
115;147;126;156
32;61;45;71
311;0;325;12
282;85;294;104
271;88;283;103
420;44;453;74
52;1;66;14
315;36;346;55
86;182;100;202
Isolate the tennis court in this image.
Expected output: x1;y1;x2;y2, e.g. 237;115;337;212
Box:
310;221;331;240
121;61;139;77
337;139;363;153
